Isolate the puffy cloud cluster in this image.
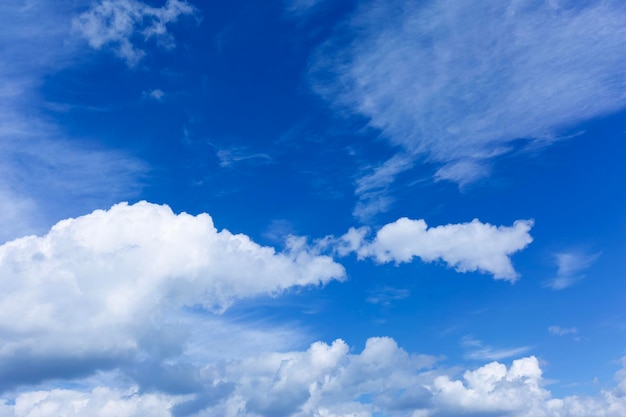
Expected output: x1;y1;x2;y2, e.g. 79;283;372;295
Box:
0;201;344;390
2;338;626;417
332;217;533;280
73;0;196;65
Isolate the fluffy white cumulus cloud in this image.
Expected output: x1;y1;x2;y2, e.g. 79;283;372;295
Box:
333;217;533;280
73;0;196;65
312;0;626;193
0;201;344;389
2;339;626;417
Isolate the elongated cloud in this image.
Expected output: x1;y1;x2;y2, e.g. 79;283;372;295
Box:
0;1;148;242
335;217;533;280
0;201;344;389
0;388;177;417
2;339;626;417
284;0;326;16
312;0;626;192
73;0;196;65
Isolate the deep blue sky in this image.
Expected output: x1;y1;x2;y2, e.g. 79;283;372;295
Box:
1;0;626;416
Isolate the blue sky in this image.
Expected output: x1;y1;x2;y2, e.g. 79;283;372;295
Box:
1;0;626;415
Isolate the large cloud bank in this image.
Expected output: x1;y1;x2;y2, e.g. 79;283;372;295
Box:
0;201;345;390
1;338;625;417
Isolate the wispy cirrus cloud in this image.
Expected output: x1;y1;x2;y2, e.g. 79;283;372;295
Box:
216;146;274;168
546;250;600;290
353;153;414;221
73;0;196;66
0;0;148;243
283;0;327;17
312;0;626;215
548;325;578;336
461;335;532;361
366;286;410;305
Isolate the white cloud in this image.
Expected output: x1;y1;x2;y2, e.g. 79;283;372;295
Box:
353;154;415;221
461;336;532;361
3;339;626;417
548;326;578;336
312;0;626;189
216;147;274;168
365;287;410;305
146;88;166;100
0;0;148;243
0;201;345;390
284;0;326;17
546;251;600;290
73;0;196;66
333;217;533;280
0;387;178;417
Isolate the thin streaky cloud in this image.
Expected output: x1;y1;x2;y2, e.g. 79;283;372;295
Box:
545;250;600;290
462;336;532;361
0;0;148;242
365;286;410;305
352;153;414;221
283;0;327;17
216;147;274;168
311;0;626;201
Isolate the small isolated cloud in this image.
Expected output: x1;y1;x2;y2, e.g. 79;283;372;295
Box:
353;154;415;221
0;201;344;391
366;286;410;305
216;147;273;168
332;217;533;280
462;336;532;361
73;0;196;66
311;0;626;194
283;0;326;17
145;88;165;100
546;251;600;290
549;326;578;336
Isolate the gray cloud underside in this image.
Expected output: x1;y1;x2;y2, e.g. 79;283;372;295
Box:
1;339;626;417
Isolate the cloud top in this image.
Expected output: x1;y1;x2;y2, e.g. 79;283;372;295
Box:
0;201;344;389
